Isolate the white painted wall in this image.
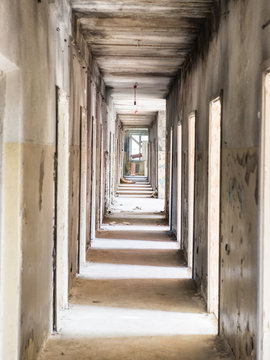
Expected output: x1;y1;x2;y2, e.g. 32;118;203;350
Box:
207;98;221;318
56;88;70;312
177;123;182;245
259;68;270;360
0;59;22;360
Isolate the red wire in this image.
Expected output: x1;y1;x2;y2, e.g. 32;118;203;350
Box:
134;84;137;106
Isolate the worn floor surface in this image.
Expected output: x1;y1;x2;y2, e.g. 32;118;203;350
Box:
38;199;232;360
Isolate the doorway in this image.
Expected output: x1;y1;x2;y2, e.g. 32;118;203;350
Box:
54;87;70;332
79;106;88;269
90;116;97;241
188;113;196;268
259;68;270;360
177;122;182;245
122;128;149;178
207;96;222;319
169;126;173;229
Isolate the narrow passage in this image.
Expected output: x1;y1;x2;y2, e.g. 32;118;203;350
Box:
39;197;232;360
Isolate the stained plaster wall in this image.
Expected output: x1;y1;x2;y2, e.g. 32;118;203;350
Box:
86;59;116;235
67;14;89;290
0;0;73;359
166;0;270;358
70;15;109;266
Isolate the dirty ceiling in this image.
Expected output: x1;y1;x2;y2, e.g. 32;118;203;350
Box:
71;0;216;123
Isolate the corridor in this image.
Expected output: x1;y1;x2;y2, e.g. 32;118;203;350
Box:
1;0;270;359
38;198;232;360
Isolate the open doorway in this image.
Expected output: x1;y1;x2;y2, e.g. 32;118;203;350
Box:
113;124;164;215
259;68;270;360
169;126;173;228
79;106;88;269
122;128;149;178
207;96;222;319
53;87;70;332
177;122;182;245
188;113;196;268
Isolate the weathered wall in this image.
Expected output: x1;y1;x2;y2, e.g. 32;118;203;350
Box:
166;0;270;358
0;1;73;359
69;38;87;285
70;14;110;263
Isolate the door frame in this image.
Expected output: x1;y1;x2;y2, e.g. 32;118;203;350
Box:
169;126;173;230
90;115;97;241
52;87;59;331
54;86;69;332
78;106;88;269
258;62;270;360
177;121;182;246
188;112;196;268
207;92;223;320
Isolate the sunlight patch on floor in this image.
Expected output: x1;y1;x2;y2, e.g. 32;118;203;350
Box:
111;197;165;213
79;263;192;280
58;305;218;338
91;239;179;250
101;224;170;231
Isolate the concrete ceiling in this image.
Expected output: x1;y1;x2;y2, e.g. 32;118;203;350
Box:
118;113;156;127
72;0;216;124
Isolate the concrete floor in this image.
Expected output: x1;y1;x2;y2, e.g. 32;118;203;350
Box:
38;199;233;360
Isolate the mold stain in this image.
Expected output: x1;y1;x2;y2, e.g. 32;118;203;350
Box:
236;151;258;204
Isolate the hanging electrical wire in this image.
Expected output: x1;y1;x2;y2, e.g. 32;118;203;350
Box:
134;82;138;105
134;82;138;114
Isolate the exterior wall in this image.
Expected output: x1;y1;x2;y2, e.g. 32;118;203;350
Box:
166;0;270;358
